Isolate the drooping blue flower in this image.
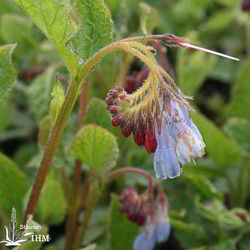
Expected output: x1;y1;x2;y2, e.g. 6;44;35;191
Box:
133;195;171;250
154;100;205;179
133;221;171;250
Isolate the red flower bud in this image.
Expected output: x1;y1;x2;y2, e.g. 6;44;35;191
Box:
134;125;145;145
112;117;121;127
122;123;132;137
144;133;157;153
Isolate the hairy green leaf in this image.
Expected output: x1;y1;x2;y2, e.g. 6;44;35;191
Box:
50;82;65;126
226;59;250;119
171;219;207;249
177;40;216;96
185;174;223;200
109;194;139;250
139;3;160;34
35;179;67;225
196;199;245;231
71;0;113;61
80;244;96;250
0;153;28;221
191;111;243;168
0;44;16;108
224;118;250;153
69;124;119;175
13;0;78;74
13;219;48;250
0;14;35;56
28;66;56;121
85;98;117;134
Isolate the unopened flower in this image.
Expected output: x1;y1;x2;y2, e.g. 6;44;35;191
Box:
133;195;171;250
120;188;150;226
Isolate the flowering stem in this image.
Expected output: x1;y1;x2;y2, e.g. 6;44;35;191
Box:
106;167;164;197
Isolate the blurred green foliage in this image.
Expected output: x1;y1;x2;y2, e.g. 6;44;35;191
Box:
0;0;250;249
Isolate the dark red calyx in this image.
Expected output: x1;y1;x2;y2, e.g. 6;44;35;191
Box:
144;133;157;153
119;188;149;226
134;125;145;145
122;123;132;137
112;117;121;127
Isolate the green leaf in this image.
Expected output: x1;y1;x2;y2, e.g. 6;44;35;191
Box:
0;14;35;56
191;111;243;168
50;82;65;126
109;194;139;250
0;44;16;108
171;219;207;249
177;38;216;96
13;0;78;74
201;10;233;33
209;236;241;250
79;244;96;250
13;218;48;250
85;98;117;134
28;66;57;121
71;0;113;61
224;118;250;154
0;153;29;221
35;178;67;225
238;233;250;250
196;199;245;231
69;124;119;175
139;3;160;34
185;173;223;200
226;59;250;119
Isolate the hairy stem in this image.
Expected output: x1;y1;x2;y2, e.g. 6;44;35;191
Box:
107;167;164;197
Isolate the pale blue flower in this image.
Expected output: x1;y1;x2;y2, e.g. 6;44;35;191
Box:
154;101;205;179
133;222;171;250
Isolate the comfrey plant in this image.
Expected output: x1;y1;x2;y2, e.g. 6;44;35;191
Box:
0;1;241;250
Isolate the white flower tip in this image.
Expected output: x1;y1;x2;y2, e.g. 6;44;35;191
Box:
181;43;240;61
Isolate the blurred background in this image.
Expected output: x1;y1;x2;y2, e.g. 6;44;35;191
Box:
0;0;250;249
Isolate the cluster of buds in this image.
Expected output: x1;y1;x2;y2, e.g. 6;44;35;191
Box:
119;187;151;226
106;86;157;153
119;188;171;250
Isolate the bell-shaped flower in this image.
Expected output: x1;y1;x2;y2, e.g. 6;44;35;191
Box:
154;124;181;179
133;196;171;250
